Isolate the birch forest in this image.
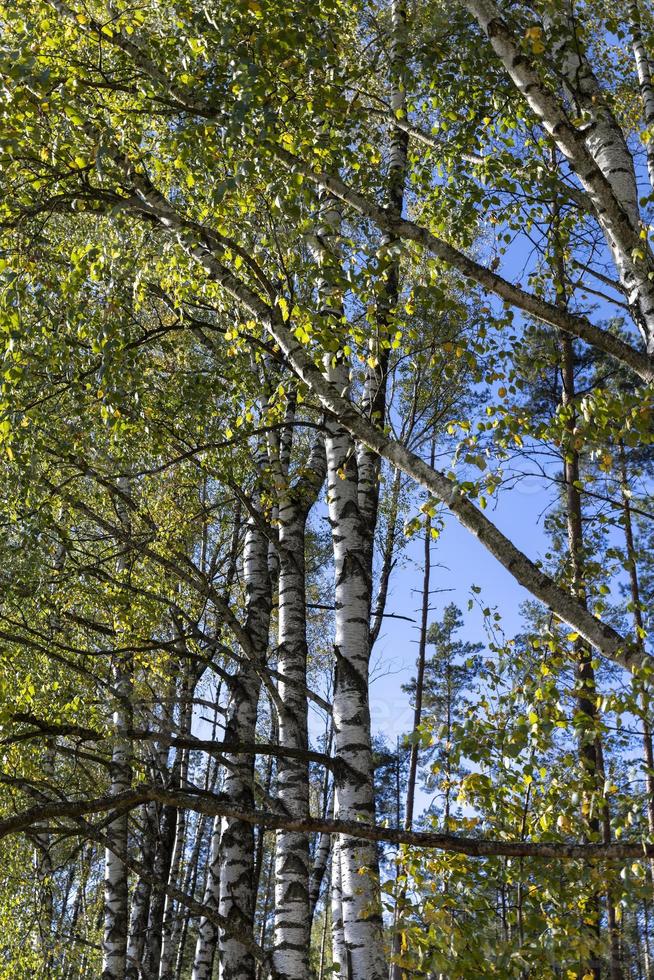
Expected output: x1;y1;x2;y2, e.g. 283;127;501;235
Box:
7;0;654;977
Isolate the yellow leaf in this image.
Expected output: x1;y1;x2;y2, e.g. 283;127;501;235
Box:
525;25;544;54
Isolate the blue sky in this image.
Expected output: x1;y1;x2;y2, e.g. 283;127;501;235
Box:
368;469;553;746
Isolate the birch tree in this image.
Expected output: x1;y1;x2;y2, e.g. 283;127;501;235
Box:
3;2;654;978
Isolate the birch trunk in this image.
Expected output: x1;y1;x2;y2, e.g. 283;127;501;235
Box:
357;0;408;546
309;723;334;924
102;682;131;980
465;0;654;348
330;837;347;976
102;475;133;980
191;513;242;980
173;810;208;980
255;846;275;980
326;392;386;980
630;0;654;190
309;783;333;919
143;799;177;978
191;811;222;980
273;427;325;979
191;500;271;980
310;192;386;978
159;665;194;980
126;802;156;977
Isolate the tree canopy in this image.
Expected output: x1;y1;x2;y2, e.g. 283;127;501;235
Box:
2;1;654;978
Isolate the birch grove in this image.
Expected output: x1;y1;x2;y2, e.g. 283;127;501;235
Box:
4;1;654;977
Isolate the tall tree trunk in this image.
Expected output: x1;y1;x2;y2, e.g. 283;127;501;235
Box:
310;177;385;975
466;0;654;349
173;810;208;980
255;844;275;980
330;836;347;977
390;439;435;980
326;390;386;980
159;663;194;980
191;513;243;979
560;330;617;979
309;744;334;921
273;426;325;980
328;4;410;976
126;802;156;977
192;497;271;980
619;441;654;837
143;799;177;978
103;475;133;980
34;739;55;969
630;0;654;191
619;440;654;970
253;706;277;901
369;466;403;648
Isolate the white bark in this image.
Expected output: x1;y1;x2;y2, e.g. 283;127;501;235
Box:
192;499;271;980
102;475;133;980
273;429;326;980
144;798;177;977
464;0;654;348
126;803;156;978
325;389;386;980
102;694;131;978
192;813;221;980
309;196;386;979
330;842;347;976
630;0;654;189
547;8;640;223
309;791;333;918
159;666;193;980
